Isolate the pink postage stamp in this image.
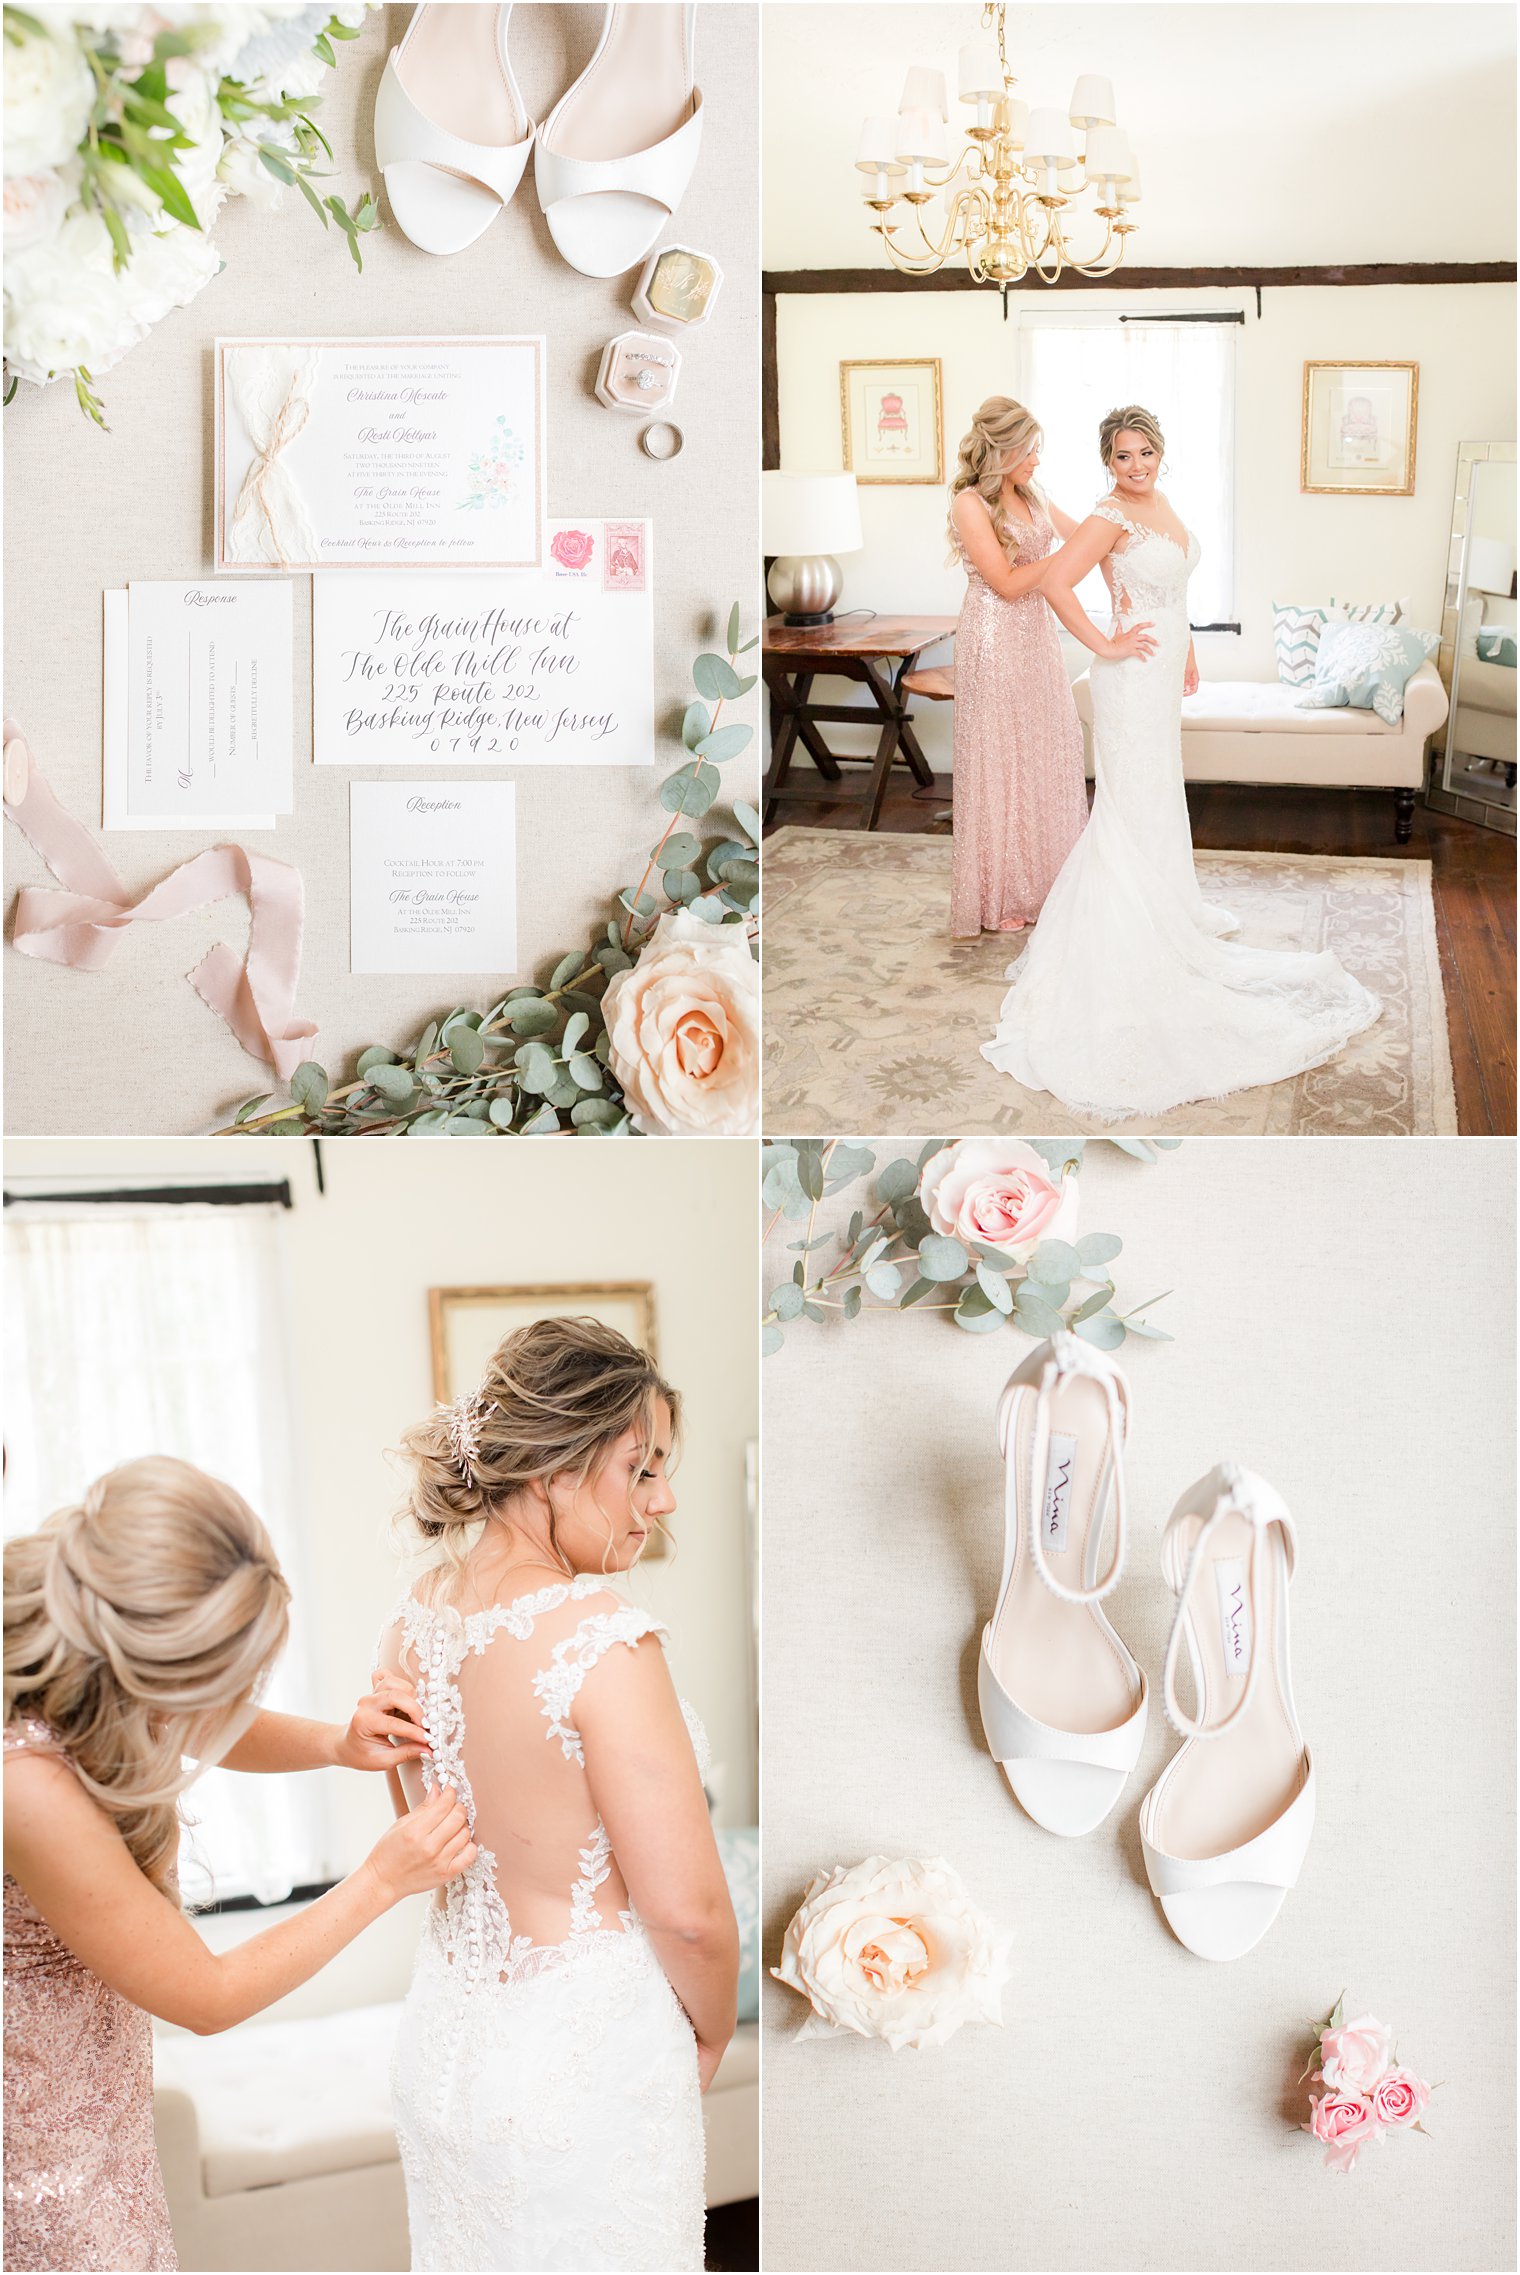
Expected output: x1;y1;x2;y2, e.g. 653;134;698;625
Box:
603;520;646;593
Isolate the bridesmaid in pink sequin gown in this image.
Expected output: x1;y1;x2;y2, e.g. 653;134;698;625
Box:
948;399;1089;937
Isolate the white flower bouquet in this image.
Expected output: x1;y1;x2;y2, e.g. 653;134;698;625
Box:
3;3;378;425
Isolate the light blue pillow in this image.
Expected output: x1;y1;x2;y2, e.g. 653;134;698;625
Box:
1477;626;1517;668
1295;620;1438;725
716;1826;760;2022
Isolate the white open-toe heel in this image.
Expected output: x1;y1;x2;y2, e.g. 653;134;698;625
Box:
977;1334;1147;1838
1139;1464;1314;1962
375;4;535;256
534;3;703;278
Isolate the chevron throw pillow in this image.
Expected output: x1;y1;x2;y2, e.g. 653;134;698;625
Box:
1272;601;1344;688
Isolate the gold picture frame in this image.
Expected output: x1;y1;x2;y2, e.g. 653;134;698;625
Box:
1301;361;1419;496
841;358;944;485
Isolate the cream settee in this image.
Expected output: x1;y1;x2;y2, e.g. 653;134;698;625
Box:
153;2001;759;2272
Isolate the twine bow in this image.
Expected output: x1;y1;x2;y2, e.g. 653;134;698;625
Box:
228;368;312;572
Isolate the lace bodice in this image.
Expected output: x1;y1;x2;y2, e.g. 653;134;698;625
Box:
1092;499;1200;617
378;1577;709;1995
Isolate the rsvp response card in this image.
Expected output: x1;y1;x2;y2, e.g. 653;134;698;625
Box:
350;781;517;975
312;520;654;767
214;337;546;575
103;581;291;828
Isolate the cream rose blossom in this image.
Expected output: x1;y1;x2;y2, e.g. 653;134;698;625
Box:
919;1139;1078;1263
3;23;94;176
771;1856;1013;2052
602;909;759;1137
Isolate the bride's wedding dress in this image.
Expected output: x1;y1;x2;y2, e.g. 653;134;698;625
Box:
377;1576;707;2273
982;503;1381;1119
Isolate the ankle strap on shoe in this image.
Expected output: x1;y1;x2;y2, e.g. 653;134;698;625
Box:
1160;1465;1297;1740
996;1335;1130;1606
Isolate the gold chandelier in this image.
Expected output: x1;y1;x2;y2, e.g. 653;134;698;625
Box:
854;3;1140;284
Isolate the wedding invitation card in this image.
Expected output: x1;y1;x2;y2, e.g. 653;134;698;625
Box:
312;521;654;768
215;337;546;575
103;581;291;829
349;780;517;975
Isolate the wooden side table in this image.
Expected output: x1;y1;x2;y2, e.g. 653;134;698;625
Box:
763;614;958;831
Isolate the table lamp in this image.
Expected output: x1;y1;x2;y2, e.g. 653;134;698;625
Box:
763;471;863;626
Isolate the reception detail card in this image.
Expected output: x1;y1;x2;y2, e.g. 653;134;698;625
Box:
312;520;654;767
105;580;291;827
215;337;546;574
350;781;517;975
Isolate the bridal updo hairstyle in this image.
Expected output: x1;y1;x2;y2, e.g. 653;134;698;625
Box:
1098;403;1166;472
398;1315;682;1581
947;396;1044;562
2;1458;291;1898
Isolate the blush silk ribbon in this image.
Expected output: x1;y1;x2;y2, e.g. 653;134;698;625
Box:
2;722;317;1083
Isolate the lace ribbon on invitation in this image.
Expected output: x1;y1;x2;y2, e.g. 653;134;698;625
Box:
225;344;321;570
2;723;317;1081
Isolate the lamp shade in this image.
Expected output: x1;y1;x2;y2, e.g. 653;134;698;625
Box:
855;116;904;171
1024;105;1075;163
1468;534;1517;595
1084;124;1133;183
958;37;1001;100
1069;73;1116;128
762;472;863;557
897;106;948;163
1119;153;1142;201
898;64;948;120
998;95;1029;147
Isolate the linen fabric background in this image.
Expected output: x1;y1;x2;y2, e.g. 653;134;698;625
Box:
1;3;758;1134
761;1137;1516;2273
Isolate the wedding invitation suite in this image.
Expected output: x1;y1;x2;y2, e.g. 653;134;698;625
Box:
312;521;655;768
214;337;546;574
103;581;291;828
349;781;517;975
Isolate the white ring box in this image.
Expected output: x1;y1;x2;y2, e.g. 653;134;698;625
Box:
631;243;724;332
595;329;682;416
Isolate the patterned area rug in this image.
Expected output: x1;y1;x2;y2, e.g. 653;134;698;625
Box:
763;827;1457;1135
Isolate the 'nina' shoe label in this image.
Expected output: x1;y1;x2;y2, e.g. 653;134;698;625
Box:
1214;1556;1252;1679
1043;1433;1079;1555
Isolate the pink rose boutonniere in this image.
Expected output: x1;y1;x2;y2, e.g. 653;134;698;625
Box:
1299;1997;1435;2173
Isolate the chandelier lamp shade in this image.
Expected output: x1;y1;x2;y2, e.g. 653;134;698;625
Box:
854;3;1141;283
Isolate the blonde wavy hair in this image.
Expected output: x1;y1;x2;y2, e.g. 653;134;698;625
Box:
3;1459;291;1899
947;396;1044;563
396;1316;682;1594
1098;404;1166;476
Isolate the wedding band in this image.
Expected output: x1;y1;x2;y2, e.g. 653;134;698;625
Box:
639;420;684;461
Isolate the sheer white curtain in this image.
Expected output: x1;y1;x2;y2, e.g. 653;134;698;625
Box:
1019;312;1238;627
3;1201;327;1904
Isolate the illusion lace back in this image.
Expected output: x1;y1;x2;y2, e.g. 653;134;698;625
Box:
2;1722;177;2273
376;1577;707;2273
981;504;1381;1118
950;507;1088;935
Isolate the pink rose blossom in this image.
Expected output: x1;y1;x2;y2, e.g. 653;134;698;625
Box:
918;1140;1078;1265
1308;2089;1383;2174
550;527;595;571
1371;2068;1430;2130
1320;2014;1395;2093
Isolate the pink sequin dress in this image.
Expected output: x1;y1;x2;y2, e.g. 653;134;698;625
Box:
950;506;1088;936
3;1720;177;2272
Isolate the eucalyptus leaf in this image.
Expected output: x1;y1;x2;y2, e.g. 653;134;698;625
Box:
662;832;702;869
1013;1290;1066;1338
1122;1317;1175;1341
449;1029;485;1076
355;1046;399;1075
762;1324;784;1357
1069;1282;1115;1325
488;1097;515;1129
1076;1232;1123;1268
826;1141;876;1183
732;800;761;845
975;1261;1014;1314
693;651;743;700
568;1052;603;1091
842;1287;862;1321
289;1061;328;1113
877;1158;918;1206
1109;1139;1159;1162
680;700;710;751
865;1262;902;1301
562;1011;589;1055
664;866;701;903
509;999;560;1038
571;1097;623;1130
899;1276;938;1309
521;1102;561;1135
1027;1239;1083;1285
550;949;584;989
772;1284;805;1322
1074;1310;1127;1349
918;1233;969;1282
696;723;752;763
368;1063;415;1106
659;763;718;817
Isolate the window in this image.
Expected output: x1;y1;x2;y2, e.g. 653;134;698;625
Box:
3;1198;327;1905
1019;311;1238;628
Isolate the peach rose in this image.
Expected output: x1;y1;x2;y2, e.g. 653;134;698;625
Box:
771;1855;1013;2052
1371;2068;1430;2130
1308;2090;1382;2175
1319;2014;1394;2093
602;908;758;1136
918;1140;1078;1263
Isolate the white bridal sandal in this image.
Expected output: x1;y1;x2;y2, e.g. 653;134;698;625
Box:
1139;1464;1315;1962
375;4;535;256
977;1334;1147;1837
534;3;703;277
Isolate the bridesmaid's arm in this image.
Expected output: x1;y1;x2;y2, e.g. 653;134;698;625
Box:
1042;516;1158;663
951;492;1052;602
221;1674;430;1777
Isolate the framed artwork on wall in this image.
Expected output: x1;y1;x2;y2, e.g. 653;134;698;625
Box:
1301;361;1419;495
841;358;944;484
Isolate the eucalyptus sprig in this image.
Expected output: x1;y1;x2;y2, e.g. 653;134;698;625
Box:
762;1138;1179;1353
223;606;759;1137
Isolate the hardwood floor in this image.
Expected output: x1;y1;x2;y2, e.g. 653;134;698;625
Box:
766;773;1517;1135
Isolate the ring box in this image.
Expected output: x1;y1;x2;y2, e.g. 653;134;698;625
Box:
632;244;723;332
595;330;682;416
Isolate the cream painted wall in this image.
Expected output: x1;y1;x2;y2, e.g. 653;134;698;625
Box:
4;1134;758;2019
774;282;1517;767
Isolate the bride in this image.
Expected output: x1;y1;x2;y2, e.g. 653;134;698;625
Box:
378;1316;738;2274
982;404;1381;1120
